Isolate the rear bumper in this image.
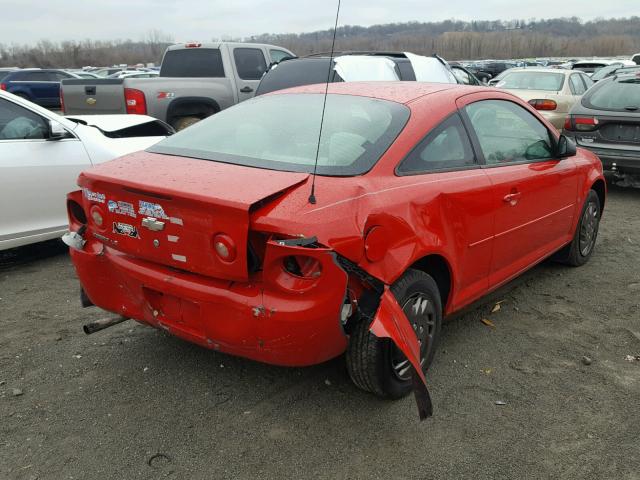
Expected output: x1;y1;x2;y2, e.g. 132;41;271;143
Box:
71;241;349;367
577;144;640;174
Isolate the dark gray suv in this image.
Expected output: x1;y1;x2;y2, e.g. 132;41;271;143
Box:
563;73;640;186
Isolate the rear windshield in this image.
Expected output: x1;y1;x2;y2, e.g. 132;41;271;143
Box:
255;59;342;96
160;48;225;78
585;78;640;111
148;93;409;176
496;71;565;91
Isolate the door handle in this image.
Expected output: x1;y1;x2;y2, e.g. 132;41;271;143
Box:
240;86;254;93
503;191;522;205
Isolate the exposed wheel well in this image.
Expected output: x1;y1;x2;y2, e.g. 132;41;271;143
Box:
166;97;220;126
591;179;606;213
410;254;452;310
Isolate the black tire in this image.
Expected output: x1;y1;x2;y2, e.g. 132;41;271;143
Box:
555;190;601;267
346;269;443;399
171;116;201;131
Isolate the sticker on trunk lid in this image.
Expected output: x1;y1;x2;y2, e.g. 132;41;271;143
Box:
83;188;105;203
108;200;136;218
113;222;140;238
138;201;169;219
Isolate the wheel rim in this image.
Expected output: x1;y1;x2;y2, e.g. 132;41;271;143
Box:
390;292;436;381
579;200;599;257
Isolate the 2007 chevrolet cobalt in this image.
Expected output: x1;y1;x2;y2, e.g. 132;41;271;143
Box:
65;83;605;418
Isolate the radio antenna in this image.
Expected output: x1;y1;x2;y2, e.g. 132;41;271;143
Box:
308;0;341;205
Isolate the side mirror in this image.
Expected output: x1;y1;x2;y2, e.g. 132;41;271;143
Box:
48;120;68;140
557;134;577;158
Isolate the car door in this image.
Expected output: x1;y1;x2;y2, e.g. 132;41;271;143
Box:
396;112;494;310
459;96;578;288
0;97;92;249
231;46;269;101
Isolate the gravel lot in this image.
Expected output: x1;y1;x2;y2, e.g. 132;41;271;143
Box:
1;184;639;480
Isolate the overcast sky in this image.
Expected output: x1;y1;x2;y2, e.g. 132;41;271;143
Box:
0;0;637;45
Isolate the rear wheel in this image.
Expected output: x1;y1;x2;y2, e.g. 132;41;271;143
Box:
346;269;442;399
555;189;601;266
171;116;201;131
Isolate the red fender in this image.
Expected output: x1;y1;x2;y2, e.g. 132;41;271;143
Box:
369;287;433;420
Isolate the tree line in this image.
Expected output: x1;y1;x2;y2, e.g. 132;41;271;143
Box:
1;17;639;68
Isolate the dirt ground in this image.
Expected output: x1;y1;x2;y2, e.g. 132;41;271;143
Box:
1;184;639;480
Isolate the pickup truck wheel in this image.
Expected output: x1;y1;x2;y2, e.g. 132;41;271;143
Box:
346;269;442;399
172;116;201;131
555;190;601;267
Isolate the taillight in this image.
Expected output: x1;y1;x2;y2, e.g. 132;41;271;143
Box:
60;87;65;113
185;42;202;48
0;83;6;91
528;99;557;111
566;116;599;132
124;88;147;115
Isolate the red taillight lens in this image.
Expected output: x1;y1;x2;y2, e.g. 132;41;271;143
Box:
573;116;599;131
124;88;147;115
0;83;6;91
60;87;65;113
564;117;572;131
528;99;557;111
185;42;202;48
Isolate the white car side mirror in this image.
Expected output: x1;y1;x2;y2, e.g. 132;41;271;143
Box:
48;120;68;140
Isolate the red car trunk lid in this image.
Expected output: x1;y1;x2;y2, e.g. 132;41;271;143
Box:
77;152;309;281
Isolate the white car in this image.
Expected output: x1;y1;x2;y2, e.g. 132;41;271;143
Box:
0;90;173;250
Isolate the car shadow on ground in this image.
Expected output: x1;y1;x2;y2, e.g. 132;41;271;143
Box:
0;239;68;271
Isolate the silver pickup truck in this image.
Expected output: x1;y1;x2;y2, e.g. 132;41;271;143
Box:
61;42;295;130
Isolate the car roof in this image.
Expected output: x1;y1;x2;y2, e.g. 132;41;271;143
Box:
268;81;473;104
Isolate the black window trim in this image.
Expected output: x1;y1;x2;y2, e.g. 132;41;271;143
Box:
458;98;561;170
395;111;482;176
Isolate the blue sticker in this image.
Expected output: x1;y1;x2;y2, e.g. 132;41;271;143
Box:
138;200;169;219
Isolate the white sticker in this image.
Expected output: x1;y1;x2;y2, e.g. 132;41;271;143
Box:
171;254;187;263
83;188;105;203
167;235;179;243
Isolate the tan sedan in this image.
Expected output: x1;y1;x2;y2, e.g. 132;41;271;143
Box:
494;68;594;130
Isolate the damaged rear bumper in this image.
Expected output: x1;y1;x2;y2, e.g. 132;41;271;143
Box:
71;239;349;367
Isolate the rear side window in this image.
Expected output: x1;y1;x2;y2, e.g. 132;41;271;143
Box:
160;48;225;78
233;48;268;80
569;75;586;95
465;100;553;165
13;71;50;81
47;71;73;81
255;59;341;96
398;114;475;174
585;79;640;112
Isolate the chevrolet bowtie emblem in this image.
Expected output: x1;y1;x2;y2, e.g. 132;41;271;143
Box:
86;97;97;105
141;217;165;232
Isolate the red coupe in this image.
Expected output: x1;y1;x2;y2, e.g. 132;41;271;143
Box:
65;83;605;418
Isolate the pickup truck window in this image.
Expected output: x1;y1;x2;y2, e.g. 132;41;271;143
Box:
233;48;268;80
160;48;225;78
148;93;410;176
